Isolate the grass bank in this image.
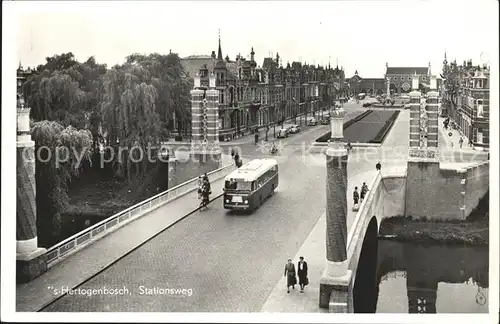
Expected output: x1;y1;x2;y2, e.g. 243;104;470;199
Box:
379;192;489;245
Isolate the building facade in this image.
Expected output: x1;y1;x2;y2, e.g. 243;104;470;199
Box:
441;56;490;149
385;63;430;94
180;36;346;141
348;70;386;96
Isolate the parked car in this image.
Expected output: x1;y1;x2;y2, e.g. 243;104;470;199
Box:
362;102;372;108
289;124;301;133
307;117;318;126
282;124;294;133
404;104;411;109
277;128;288;138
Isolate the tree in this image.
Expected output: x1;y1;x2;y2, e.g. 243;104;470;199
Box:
31;121;92;247
99;63;161;182
124;53;192;137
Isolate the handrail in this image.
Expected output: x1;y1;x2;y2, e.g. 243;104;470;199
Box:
45;163;235;267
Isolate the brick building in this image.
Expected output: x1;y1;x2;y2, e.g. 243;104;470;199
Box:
385;63;430;94
181;36;346;141
441;56;490;149
348;70;386;96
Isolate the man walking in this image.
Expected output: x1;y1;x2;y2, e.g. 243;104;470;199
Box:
376;161;381;171
361;182;369;202
297;256;309;293
353;187;360;211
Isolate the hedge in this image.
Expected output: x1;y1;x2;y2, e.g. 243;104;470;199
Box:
369;110;400;144
315;110;373;142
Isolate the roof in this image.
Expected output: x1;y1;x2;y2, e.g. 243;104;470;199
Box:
180;56;215;77
225;159;278;182
386;67;428;75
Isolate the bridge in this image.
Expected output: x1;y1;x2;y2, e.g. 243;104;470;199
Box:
16;99;488;313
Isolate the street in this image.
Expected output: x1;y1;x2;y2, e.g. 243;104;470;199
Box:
41;102;373;312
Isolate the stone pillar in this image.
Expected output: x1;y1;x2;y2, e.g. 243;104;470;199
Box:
408;74;422;154
190;72;221;168
386;77;390;98
319;108;353;311
426;76;439;154
16;104;48;283
205;88;222;167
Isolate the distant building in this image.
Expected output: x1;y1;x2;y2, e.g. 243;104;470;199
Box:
348;70;385;96
181;36;346;141
385;63;430;94
17;63;33;97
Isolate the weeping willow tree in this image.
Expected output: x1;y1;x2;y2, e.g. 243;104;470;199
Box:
125;53;192;137
31;121;92;246
23;53;107;149
100;64;161;182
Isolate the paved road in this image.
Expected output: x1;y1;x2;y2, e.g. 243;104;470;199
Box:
43;129;329;312
41;102;371;312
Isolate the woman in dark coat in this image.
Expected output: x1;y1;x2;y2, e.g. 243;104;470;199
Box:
297;256;308;292
284;258;297;293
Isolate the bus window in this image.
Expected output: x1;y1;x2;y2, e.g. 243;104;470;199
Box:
225;179;252;191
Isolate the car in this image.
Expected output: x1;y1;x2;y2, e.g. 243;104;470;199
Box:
362;102;372;108
282;124;294;133
289;125;301;133
404;104;411;109
277;128;288;138
307;117;317;126
320;118;330;125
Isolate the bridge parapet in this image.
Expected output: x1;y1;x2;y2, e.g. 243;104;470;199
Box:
329;167;407;312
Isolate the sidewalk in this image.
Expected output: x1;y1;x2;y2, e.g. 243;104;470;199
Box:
438;117;477;152
220;111;329;145
16;158;235;312
261;169;378;312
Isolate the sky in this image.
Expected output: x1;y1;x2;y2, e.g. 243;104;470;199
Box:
9;0;499;78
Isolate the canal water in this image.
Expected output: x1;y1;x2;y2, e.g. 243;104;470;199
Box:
375;240;489;313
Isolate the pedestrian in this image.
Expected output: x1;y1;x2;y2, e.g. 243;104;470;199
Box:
231;148;235;158
361;182;369;202
197;176;203;199
469;138;473;147
254;132;259;145
459;136;464;148
297;256;309;292
284;258;297;293
353;187;360;210
234;154;242;168
376;161;381;171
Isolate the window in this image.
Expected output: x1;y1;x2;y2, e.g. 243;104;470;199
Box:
477;99;484;117
225;180;252;191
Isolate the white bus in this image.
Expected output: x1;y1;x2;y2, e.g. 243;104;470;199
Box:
223;159;279;211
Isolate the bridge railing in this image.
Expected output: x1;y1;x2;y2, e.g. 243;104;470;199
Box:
45;163;236;268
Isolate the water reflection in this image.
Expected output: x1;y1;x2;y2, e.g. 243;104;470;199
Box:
375;240;489;313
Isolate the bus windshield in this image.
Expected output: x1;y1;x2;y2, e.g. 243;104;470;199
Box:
225;179;252;191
